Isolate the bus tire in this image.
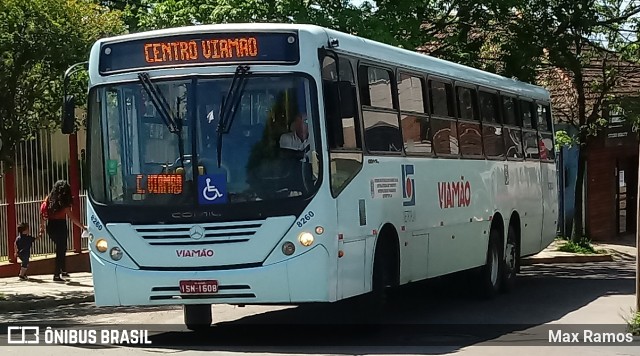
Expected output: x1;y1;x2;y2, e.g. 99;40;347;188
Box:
184;304;212;331
501;224;518;293
368;234;398;309
478;228;502;299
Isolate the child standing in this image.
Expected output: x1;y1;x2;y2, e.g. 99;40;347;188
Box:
14;222;36;280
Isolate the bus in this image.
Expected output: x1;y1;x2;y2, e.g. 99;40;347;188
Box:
62;23;558;330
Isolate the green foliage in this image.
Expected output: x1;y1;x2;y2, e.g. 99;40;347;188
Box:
619;97;640;134
627;310;640;336
133;0;523;72
135;0;372;35
554;130;577;150
585;117;609;137
556;237;601;254
0;0;125;169
100;0;142;32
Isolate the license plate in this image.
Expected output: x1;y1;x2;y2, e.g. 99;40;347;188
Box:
179;280;218;294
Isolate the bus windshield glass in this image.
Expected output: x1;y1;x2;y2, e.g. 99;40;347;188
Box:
90;75;320;206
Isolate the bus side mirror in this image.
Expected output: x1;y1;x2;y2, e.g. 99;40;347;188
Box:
62;95;76;134
338;81;356;119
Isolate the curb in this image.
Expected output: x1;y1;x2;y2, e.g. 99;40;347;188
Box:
0;295;94;312
521;253;613;265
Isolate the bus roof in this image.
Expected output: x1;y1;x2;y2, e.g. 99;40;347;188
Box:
95;23;549;101
321;27;549;101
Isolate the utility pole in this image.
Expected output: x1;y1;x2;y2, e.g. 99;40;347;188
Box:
636;147;640;313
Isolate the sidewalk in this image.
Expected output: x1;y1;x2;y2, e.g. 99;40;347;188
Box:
0;238;635;312
520;238;625;265
0;272;94;312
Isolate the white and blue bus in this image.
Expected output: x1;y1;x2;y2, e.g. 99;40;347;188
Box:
64;23;558;329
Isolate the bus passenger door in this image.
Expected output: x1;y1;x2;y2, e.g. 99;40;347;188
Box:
538;104;557;250
321;51;367;299
519;100;545;256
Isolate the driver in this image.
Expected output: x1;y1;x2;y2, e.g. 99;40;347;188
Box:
279;113;309;158
277;113;319;197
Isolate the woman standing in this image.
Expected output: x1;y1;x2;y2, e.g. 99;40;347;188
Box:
39;180;86;281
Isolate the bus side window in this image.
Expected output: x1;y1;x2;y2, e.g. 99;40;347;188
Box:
359;65;402;153
322;56;342;148
502;96;523;159
479;90;505;159
89;89;107;202
429;79;458;156
537;103;555;161
322;54;363;196
456;85;482;157
323;56;361;150
337;58;360;150
520;100;539;160
399;72;431;155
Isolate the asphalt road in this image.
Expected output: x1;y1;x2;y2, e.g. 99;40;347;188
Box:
1;251;639;356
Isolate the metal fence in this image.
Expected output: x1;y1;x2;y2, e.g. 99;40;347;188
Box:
0;128;87;262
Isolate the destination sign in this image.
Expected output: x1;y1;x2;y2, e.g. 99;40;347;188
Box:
135;174;183;195
99;32;300;74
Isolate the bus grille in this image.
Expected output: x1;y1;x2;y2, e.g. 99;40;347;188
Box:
133;221;263;246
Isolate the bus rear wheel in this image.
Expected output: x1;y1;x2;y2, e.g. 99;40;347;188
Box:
184;304;212;331
501;224;518;293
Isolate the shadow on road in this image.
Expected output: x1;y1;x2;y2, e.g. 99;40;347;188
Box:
123;258;635;354
2;302;180;323
0;258;633;354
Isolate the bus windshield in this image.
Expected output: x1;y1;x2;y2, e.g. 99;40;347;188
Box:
89;74;321;206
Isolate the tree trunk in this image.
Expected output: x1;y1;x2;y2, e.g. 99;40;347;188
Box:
573;143;587;241
572;41;586;243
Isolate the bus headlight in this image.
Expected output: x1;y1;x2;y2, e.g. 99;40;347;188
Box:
95;239;108;253
298;232;314;247
110;247;123;261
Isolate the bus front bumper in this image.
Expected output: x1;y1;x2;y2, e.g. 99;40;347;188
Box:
89;244;332;306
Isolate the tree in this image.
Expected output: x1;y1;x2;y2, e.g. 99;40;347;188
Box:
135;0;372;34
0;0;125;169
135;0;640;241
506;0;640;240
100;0;143;32
135;0;510;67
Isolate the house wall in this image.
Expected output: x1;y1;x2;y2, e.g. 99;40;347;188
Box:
585;134;638;241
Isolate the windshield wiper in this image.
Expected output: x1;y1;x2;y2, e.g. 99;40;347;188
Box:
216;65;251;168
138;72;186;169
138;72;180;133
175;96;186;169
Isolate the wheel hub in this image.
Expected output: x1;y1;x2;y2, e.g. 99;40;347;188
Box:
490;246;499;286
506;243;516;271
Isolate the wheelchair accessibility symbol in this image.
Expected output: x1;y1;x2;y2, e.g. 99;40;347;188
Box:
203;178;224;201
198;174;227;204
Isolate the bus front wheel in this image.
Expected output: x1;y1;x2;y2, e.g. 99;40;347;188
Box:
184;304;212;331
478;228;502;298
